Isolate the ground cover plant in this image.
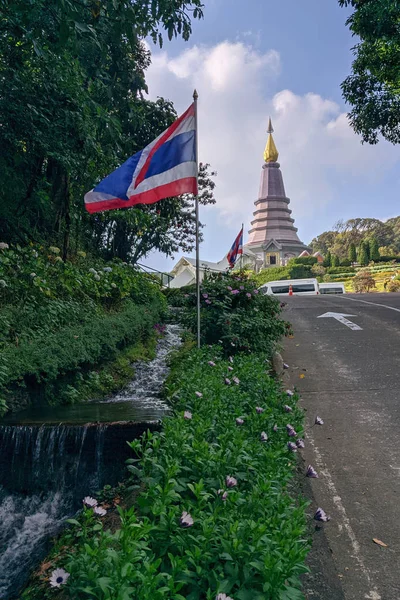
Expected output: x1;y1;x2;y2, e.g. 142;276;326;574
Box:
22;346;310;600
0;243;166;414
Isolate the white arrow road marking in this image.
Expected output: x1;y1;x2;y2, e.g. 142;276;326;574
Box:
317;312;363;330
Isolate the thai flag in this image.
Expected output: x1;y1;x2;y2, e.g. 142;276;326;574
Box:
85;104;197;213
227;227;243;268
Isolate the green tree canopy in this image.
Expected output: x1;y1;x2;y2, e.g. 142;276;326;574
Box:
358;241;369;266
339;0;400;144
369;237;380;261
348;243;357;263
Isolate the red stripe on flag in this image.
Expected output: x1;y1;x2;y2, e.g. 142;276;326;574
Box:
85;177;198;214
134;104;195;191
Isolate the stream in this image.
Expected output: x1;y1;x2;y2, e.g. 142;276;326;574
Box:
0;325;181;599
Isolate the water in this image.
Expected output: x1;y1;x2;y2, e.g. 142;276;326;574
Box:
0;325;181;598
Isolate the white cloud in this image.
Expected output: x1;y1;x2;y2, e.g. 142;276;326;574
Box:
143;40;400;269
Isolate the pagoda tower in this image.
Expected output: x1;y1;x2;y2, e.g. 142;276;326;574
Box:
245;119;310;267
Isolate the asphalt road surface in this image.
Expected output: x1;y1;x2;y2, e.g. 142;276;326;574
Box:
283;293;400;600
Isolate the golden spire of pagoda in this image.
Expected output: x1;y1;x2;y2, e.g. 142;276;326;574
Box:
263;117;279;163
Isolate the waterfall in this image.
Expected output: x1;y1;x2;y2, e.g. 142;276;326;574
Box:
0;324;181;599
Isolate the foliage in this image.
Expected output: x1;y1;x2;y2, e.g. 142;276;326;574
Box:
369;238;380;262
253;266;290;286
332;255;340;267
353;271;376;293
176;273;287;355
348;243;357;263
311;264;326;277
23;349;309;600
326;266;355;275
0;0;209;262
357;241;369;266
339;0;400;144
312;217;400;260
323;250;332;268
386;280;400;292
288;256;317;266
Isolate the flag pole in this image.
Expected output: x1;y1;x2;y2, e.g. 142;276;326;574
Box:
193;89;201;349
240;222;244;271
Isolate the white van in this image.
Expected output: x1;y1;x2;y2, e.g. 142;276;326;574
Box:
259;278;320;296
319;282;346;295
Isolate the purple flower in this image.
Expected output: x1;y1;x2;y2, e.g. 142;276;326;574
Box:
180;511;194;528
260;431;268;442
232;376;240;385
240;286;244;290
246;292;252;298
286;389;294;397
205;299;212;304
83;496;97;507
229;356;234;364
306;465;318;478
227;286;233;291
287;427;297;437
256;407;264;414
225;378;231;385
202;293;208;299
314;507;330;522
49;568;70;588
195;391;203;398
296;438;305;449
217;489;228;501
253;289;259;294
315;416;324;425
216;594;234;600
208;361;216;367
273;424;278;432
236;418;244;425
283;363;289;370
228;366;233;372
231;289;239;295
184;411;192;420
226;476;237;488
287;442;297;452
284;405;292;413
94;506;107;516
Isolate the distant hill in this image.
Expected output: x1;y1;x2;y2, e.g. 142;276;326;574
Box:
310;217;400;259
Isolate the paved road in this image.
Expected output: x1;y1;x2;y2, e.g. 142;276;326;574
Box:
283;293;400;600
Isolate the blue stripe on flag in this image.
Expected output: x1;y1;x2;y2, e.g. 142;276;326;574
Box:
144;131;196;181
95;151;143;200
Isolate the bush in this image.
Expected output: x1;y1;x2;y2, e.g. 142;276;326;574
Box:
327;266;355;275
253;266;290;286
28;349;309;600
386;280;400;292
353;271;376;293
288;256;317;266
340;259;351;267
181;273;286;355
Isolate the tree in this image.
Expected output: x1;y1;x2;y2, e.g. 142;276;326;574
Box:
369;237;380;261
332;255;340;267
0;0;206;256
323;251;332;268
364;240;370;261
353;271;376;293
348;243;357;264
338;0;400;144
358;242;369;266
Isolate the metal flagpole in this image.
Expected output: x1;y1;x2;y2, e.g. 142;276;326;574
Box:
193;89;201;349
240;223;244;271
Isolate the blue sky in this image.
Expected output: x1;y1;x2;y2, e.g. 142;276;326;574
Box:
143;0;400;273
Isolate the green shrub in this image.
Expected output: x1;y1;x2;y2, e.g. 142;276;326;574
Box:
253;266;290;286
327;266;355;275
181;273;286;355
27;349;309;600
288;256;317;266
288;264;313;279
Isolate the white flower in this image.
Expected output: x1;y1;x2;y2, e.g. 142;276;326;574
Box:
83;496;97;507
260;431;268;442
216;593;234;600
184;410;192;420
94;274;101;281
94;506;107;516
32;250;38;257
30;272;36;278
0;242;9;250
89;268;97;274
103;267;112;272
49;568;70;588
180;511;194;527
0;280;7;288
111;283;117;289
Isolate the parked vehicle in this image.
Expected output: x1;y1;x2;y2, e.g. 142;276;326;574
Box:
259;278;320;296
319;282;346;294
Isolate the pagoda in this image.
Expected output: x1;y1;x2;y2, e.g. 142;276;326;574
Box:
245;119;310;267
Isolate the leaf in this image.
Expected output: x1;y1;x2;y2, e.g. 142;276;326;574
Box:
299;374;305;379
373;538;388;547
